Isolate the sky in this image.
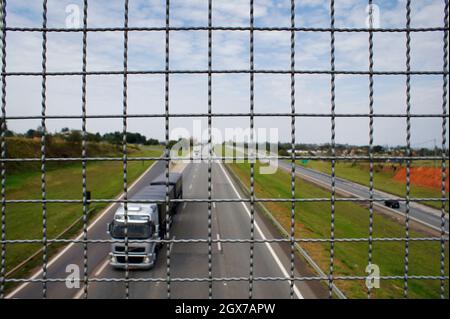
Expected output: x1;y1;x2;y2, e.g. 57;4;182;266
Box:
2;0;449;148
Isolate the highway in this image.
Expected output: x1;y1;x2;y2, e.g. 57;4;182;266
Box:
229;146;448;234
7;155;326;299
276;161;449;234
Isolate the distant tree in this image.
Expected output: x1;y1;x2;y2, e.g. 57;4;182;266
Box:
416;147;436;157
102;132;147;145
87;132;102;143
66;130;82;144
279;148;289;156
103;132;122;145
373;145;385;153
25;129;38;138
126;132;147;144
36;126;46;136
145;138;160;145
126;132;137;144
0;120;14;137
25;129;34;138
166;140;179;149
5;130;14;137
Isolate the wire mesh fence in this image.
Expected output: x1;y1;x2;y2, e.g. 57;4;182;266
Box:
0;0;449;299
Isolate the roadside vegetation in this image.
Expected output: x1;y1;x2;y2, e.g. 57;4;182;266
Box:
232;141;449;212
227;160;449;298
3;133;163;278
297;160;449;212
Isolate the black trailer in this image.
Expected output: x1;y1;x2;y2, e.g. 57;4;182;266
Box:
150;172;183;200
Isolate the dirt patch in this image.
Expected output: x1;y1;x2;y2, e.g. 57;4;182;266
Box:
393;167;449;192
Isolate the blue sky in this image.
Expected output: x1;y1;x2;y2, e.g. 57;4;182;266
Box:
2;0;449;147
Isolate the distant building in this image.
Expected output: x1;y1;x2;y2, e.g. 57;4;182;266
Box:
287;149;310;155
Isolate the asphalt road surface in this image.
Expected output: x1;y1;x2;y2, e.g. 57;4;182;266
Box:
277;161;449;233
229;146;448;233
7;157;326;299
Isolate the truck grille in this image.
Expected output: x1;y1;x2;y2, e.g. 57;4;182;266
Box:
116;256;145;264
115;246;146;253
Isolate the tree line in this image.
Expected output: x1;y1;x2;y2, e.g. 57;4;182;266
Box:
4;125;162;146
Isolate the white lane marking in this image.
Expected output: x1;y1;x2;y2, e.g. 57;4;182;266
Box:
169;236;176;254
7;160;160;299
74;285;85;299
189;184;193;190
182;202;187;210
282;163;447;234
217;160;304;299
213;202;216;209
277;160;448;234
70;255;108;297
94;258;110;277
216;233;222;252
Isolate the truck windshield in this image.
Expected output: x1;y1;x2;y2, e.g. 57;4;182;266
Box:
110;221;152;239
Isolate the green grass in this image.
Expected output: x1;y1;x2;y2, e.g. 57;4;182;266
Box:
228;161;449;299
4;148;162;275
297;160;449;212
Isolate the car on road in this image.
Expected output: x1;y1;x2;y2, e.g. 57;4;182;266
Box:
384;199;400;209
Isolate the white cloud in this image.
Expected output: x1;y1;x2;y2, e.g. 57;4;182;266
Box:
2;0;448;147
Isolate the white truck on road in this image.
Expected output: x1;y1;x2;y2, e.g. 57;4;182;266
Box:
108;172;182;269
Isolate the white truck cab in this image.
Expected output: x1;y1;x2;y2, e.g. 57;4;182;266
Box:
108;204;160;269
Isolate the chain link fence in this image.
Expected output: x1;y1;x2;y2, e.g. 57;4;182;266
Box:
0;0;449;299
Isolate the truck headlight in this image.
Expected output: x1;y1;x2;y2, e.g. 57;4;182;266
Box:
144;257;150;263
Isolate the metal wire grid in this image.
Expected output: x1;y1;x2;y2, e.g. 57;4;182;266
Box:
440;0;449;300
0;0;5;300
164;0;171;300
81;0;89;300
329;0;336;299
0;0;448;300
367;0;375;299
249;0;255;299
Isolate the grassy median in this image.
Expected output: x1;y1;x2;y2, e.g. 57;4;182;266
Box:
4;147;163;275
297;160;449;212
228;161;449;299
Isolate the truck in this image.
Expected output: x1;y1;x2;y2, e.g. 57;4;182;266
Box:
150;172;183;201
107;172;182;269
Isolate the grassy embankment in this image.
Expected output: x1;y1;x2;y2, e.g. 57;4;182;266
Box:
297;160;449;212
227;158;449;298
4;137;163;276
